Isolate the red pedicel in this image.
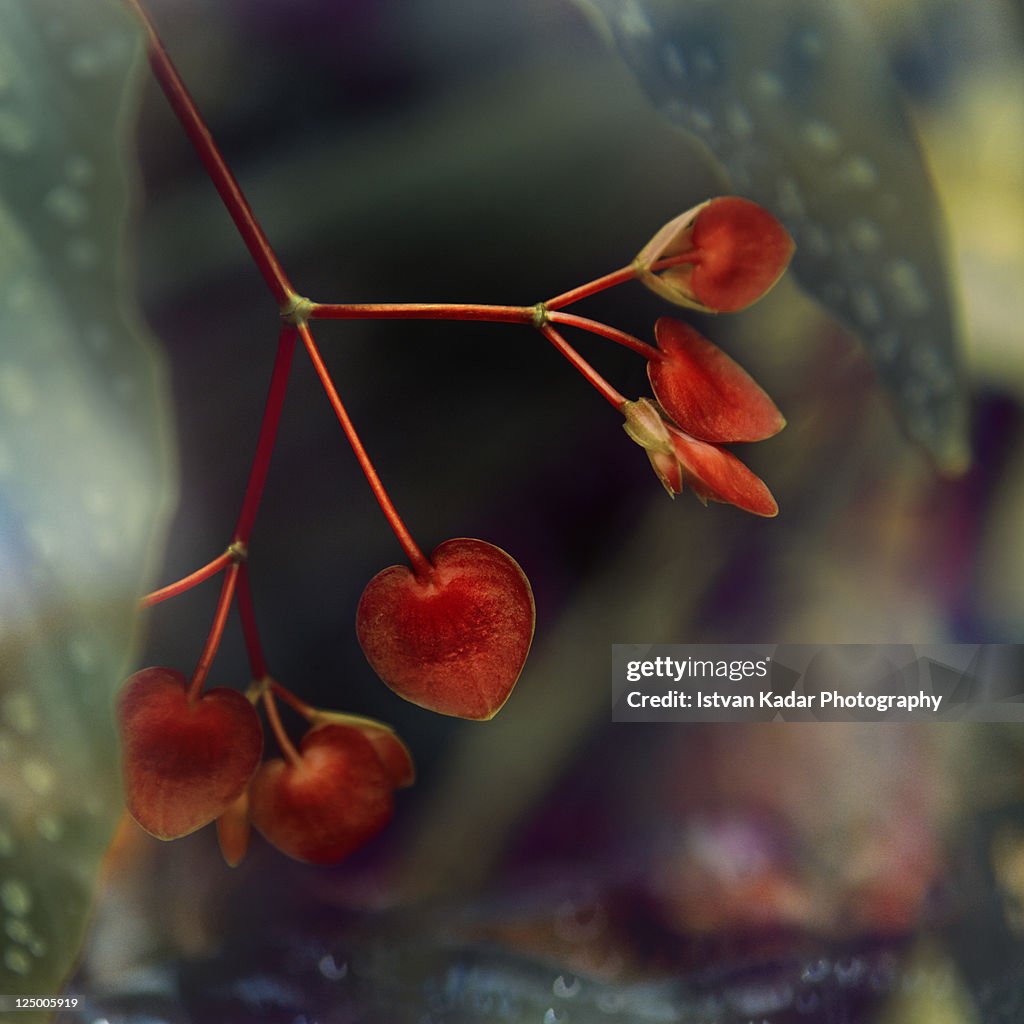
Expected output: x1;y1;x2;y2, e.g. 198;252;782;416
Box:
248;724;395;865
117;667;263;840
356;538;535;721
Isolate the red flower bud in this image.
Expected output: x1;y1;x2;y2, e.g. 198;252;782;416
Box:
636;197;794;313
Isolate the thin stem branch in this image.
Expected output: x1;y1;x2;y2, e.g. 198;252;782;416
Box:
123;0;296;306
235;563;268;680
233;326;298;545
536;323;626;409
188;561;241;702
308;302;534;325
544;265;636;310
262;690;302;768
141;549;233;607
547;311;660;360
297;321;434;579
270;680;317;721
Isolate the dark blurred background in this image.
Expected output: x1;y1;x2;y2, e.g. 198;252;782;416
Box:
61;0;1024;1021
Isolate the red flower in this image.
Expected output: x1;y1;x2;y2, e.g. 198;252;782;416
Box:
648;318;784;443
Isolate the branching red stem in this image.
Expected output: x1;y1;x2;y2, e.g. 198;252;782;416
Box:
141;549;233;607
235;563;268;680
270;680;317;721
546;311;660;360
233;326;298;545
262;690;302;768
188;561;241;702
123;0;295;306
536;324;626;409
309;302;534;324
297;321;434;579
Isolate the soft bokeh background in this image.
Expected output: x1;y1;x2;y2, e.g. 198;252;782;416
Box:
4;0;1024;1020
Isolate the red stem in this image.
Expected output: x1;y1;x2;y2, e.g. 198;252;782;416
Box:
309;302;534;324
270;680;317;721
188;561;241;701
141;549;232;607
262;690;302;767
235;563;268;680
546;311;660;360
233;326;298;545
124;0;296;306
297;321;434;579
537;324;626;409
544;266;636;310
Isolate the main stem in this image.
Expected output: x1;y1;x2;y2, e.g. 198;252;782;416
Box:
298;321;434;579
233;326;298;545
124;0;296;307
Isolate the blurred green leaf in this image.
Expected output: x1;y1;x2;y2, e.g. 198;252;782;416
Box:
0;0;174;1013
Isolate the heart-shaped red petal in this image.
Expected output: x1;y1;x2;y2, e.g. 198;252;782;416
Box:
649;318;785;443
249;724;394;865
668;427;779;517
689;196;794;313
356;538;535;720
117;667;263;840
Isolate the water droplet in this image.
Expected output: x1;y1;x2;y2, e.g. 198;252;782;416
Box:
318;953;348;980
68;637;98;674
543;1008;567;1024
36;814;64;842
1;692;37;735
749;70;784;101
803;224;830;257
803;119;840;157
692;46;719;80
776;175;805;219
725;102;753;140
0;363;37;416
5;918;30;944
27;522;58;561
837;155;879;190
689;106;714;133
66;236;99;270
885;258;930;315
618;0;652;39
68;43;104;79
728;983;794;1016
29;936;46;957
795;28;825;60
800;958;830;984
4;946;31;975
1;880;32;916
661;43;686;79
595;990;625;1013
83;485;113;517
45;184;90;227
66;154;95;185
835;955;865;986
848;217;883;254
552;974;581;999
851;284;883;328
23;759;56;796
0;110;34;156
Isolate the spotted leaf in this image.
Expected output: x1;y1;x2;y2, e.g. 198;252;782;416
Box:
581;0;969;470
0;0;174;1010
